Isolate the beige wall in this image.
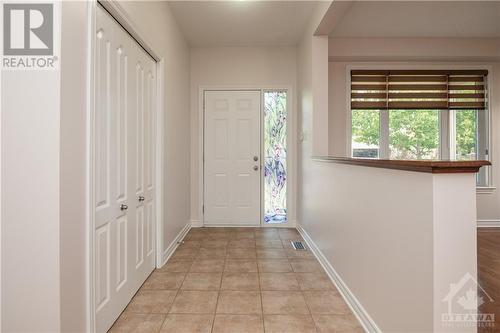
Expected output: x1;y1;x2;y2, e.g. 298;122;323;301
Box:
189;46;298;224
301;161;435;331
327;37;500;221
60;2;89;331
296;0;330;224
2;24;62;333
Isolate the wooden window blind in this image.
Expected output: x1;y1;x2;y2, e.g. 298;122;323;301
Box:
351;70;488;110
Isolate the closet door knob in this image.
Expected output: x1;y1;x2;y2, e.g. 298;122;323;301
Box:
138;196;145;202
120;204;128;211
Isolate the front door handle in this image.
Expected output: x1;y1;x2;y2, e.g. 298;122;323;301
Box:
253;165;259;171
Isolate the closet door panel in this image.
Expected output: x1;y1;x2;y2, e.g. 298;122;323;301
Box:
94;5;156;332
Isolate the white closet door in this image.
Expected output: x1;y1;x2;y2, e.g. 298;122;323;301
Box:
131;29;157;290
204;91;261;226
94;6;156;333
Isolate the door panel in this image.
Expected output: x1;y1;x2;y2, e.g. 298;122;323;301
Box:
116;216;127;290
95;6;156;332
204;91;261;225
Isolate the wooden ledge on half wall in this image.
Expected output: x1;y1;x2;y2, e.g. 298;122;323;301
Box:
312;156;491;174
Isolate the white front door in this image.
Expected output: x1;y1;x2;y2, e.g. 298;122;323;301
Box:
94;6;156;332
204;91;261;226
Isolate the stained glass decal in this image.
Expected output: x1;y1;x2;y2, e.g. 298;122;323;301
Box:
264;91;287;224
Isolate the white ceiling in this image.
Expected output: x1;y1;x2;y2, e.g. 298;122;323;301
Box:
330;1;500;38
167;1;320;47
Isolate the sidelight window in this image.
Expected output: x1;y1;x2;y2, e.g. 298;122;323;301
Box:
264;91;287;224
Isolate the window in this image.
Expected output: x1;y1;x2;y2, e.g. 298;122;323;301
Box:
264;91;287;224
352;110;380;158
351;69;490;186
389;110;440;159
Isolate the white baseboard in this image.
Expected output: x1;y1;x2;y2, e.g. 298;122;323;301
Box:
477;219;500;228
190;219;203;228
190;220;297;228
161;221;191;266
296;224;380;333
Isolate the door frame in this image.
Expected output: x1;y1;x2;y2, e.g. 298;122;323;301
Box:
198;86;295;228
86;1;165;331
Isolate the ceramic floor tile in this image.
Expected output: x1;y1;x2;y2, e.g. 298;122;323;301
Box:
233;227;257;232
255;234;281;241
221;272;260;290
126;290;177;314
114;228;361;333
303;291;351;314
261;291;310;315
228;239;256;248
201;239;229;248
233;232;256;240
169;291;219;314
207;228;234;234
289;260;323;273
263;314;316;333
212;315;264;333
260;273;299;291
258;260;292;273
295;273;334;291
170;247;199;260
157;261;192;273
254;233;281;241
312;314;364;333
224;260;258;273
278;229;302;241
181;273;222;290
254;229;280;238
142;272;186;290
226;248;257;259
285;248;314;259
205;233;232;240
216;291;262;314
159;314;214;333
190;259;225;273
256;248;287;259
197;247;227;258
109;313;165;333
255;239;284;249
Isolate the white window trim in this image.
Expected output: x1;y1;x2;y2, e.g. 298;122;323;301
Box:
345;63;493;188
477;186;497;194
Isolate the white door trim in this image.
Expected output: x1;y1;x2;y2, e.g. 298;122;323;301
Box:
197;85;295;228
86;1;165;331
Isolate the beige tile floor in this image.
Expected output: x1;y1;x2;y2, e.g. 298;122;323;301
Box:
109;227;364;333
